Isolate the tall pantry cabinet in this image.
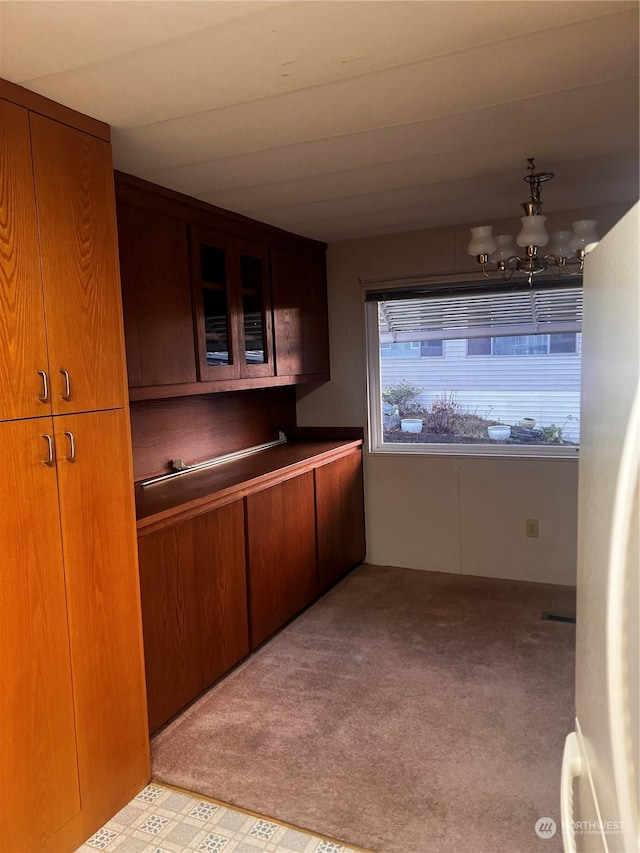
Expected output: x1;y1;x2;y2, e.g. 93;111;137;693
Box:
0;83;149;852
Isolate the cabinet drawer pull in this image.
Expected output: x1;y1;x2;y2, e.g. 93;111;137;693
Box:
37;370;49;403
42;434;54;466
64;431;76;462
60;369;71;400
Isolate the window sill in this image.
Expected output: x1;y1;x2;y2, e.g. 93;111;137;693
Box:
368;441;579;460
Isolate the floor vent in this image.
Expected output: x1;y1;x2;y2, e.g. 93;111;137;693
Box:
542;612;576;624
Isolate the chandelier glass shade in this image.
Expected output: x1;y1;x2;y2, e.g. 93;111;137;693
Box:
468;159;598;284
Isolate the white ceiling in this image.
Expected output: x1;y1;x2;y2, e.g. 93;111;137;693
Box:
1;1;638;242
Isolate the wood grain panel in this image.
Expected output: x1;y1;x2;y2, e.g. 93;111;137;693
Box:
115;171;327;249
129;387;296;481
0;418;80;852
137;519;202;732
246;471;317;648
54;409;149;828
302;249;330;376
196;502;249;689
315;450;366;594
127;371;325;402
30;114;128;414
138;501;248;732
116;207;143;389
0;79;110;140
270;245;330;378
270;247;304;376
135;439;363;530
0;100;51;421
116;202;196;387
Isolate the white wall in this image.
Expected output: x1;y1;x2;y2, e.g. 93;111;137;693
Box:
297;202;632;586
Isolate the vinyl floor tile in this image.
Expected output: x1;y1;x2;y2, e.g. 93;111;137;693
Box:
76;783;368;853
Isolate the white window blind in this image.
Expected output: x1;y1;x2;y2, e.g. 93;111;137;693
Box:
377;286;582;344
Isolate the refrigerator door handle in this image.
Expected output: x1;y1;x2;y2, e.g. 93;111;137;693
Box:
561;731;583;853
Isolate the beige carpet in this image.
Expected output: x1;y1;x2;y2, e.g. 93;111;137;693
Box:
151;565;576;853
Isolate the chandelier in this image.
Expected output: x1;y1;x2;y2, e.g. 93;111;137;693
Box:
467;158;599;285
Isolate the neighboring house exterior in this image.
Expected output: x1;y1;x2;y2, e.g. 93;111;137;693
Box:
380;333;582;443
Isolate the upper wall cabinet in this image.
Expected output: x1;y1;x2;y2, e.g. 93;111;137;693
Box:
30;114;128;414
270;242;330;379
0;100;50;421
117;203;196;388
114;174;329;401
190;226;273;382
0;103;127;420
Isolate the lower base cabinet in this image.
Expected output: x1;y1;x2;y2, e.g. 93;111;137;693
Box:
315;450;366;594
245;471;317;648
1;409;149;853
138;500;249;732
135;446;364;731
1;418;81;853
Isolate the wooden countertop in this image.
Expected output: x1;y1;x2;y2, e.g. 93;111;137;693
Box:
135;438;363;534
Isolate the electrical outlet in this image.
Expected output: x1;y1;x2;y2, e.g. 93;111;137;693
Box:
526;518;539;538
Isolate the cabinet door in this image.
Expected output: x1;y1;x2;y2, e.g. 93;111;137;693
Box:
315;451;366;594
138;501;249;732
0;418;80;852
236;238;274;379
137;519;202;732
191;226;241;381
117;203;196;388
191;228;274;384
0;100;51;421
246;472;317;648
197;502;250;691
270;245;330;378
54;409;149;826
30;115;128;414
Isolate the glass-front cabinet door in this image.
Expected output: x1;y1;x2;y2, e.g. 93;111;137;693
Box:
190;227;273;382
191;227;239;380
236;238;273;378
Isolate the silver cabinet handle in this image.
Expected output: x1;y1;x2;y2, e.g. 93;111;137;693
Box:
60;369;71;400
37;370;49;403
42;434;54;466
63;431;76;462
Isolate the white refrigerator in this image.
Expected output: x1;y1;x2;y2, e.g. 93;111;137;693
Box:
561;202;639;853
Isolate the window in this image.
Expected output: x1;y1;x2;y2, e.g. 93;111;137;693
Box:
420;340;443;357
380;342;421;359
468;333;578;357
367;279;582;457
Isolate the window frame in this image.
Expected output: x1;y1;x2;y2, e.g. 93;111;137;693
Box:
364;274;581;460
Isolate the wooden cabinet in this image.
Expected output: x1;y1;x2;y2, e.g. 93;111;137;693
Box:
191;226;273;382
315;450;366;594
0;418;81;853
134;441;364;731
114;174;329;400
245;471;317;648
0;82;149;853
54;410;149;827
138;501;249;732
117;203;196;388
0;103;127;422
270;243;330;380
0;100;50;422
29;114;128;415
0;410;148;852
